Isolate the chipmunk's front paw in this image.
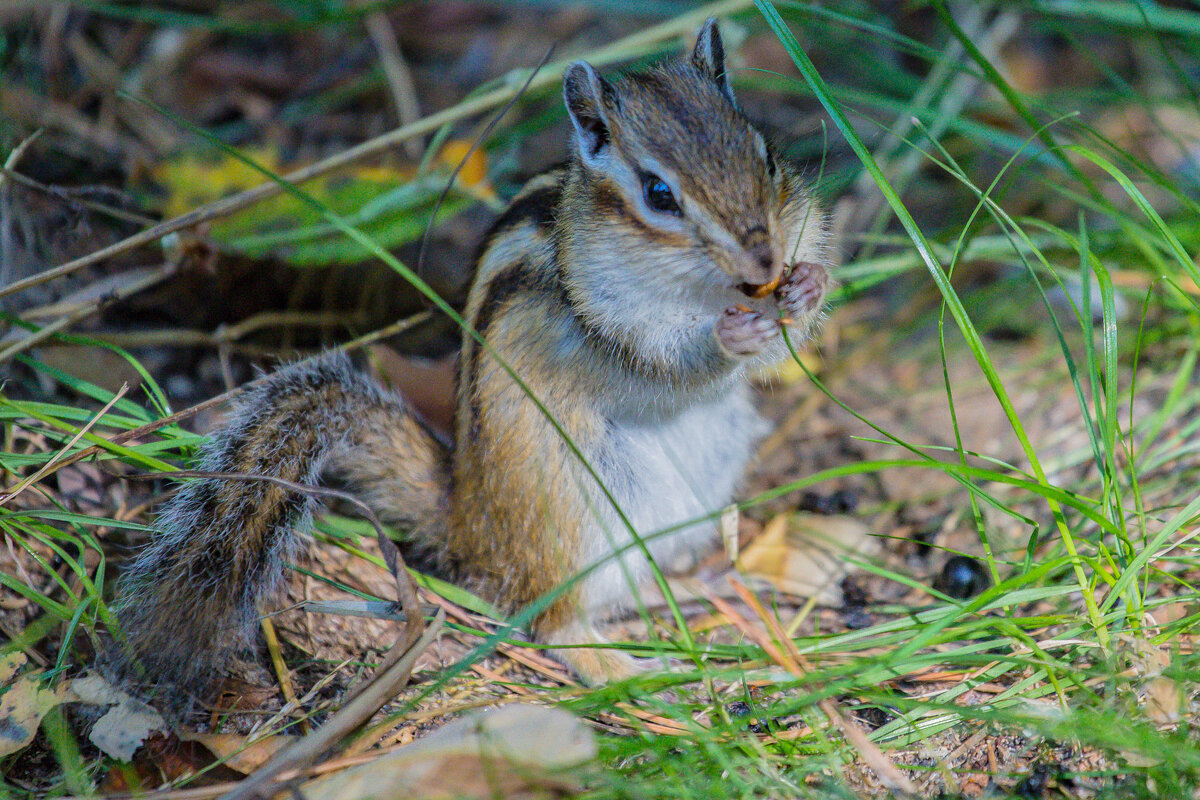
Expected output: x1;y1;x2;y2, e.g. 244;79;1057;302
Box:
776;260;829;318
717;306;778;357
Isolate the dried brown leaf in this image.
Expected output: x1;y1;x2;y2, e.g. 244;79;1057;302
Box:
301;704;596;800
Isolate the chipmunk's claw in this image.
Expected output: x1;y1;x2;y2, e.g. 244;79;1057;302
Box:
775;261;829;317
718;306;778;356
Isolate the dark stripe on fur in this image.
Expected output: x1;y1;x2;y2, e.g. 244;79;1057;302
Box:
591;180;651;236
474;177;563;261
465;261;550;437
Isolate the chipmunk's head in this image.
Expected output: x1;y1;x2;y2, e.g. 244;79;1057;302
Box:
562;18;811;297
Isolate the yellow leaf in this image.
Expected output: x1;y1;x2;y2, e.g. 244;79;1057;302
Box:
438;139;490;188
0;656;75;757
737;512;877;605
150;145;287;219
181;732;291;775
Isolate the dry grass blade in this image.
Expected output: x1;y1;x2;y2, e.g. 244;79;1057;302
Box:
1;129;43;188
259;616;308;735
1;381;128;505
421;589;577;686
365;11;421;159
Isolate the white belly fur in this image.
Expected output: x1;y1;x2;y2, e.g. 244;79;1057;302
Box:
580;384;767;616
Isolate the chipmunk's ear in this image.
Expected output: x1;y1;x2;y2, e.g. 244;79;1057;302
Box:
692;17;735;105
564;61;618;167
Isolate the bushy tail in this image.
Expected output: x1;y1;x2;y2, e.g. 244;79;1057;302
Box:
110;352;451;704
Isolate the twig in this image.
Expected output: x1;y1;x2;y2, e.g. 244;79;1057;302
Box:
0;130;42;191
15;264;173;322
54;306;428;353
1;130;43;295
0;165;157;226
0;263;175;364
0;382;129;506
364;10;422;160
249;657;354;743
324;308;432;352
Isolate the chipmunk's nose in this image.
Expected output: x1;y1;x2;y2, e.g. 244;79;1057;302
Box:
740;228;782;286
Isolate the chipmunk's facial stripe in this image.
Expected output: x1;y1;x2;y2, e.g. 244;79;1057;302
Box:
593;179;651;235
740;225;769;247
594;178;696;250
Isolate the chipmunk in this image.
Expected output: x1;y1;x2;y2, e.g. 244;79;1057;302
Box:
112;18;830;701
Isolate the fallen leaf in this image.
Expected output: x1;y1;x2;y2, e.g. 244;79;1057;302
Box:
71;673;167;761
0;653;24;684
149;143;485;267
0;654;76;757
100;731;249;792
301;704;597;800
1144;676;1182;726
180;731;292;775
737;512;879;605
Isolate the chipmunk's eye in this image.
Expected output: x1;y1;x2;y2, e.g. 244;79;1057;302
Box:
641;172;681;216
766;151;777;180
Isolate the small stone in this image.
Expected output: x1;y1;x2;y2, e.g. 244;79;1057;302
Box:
934;556;991;600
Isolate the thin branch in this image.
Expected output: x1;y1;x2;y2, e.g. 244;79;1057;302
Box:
0;264;175;364
365;10;422;159
0;165;157;226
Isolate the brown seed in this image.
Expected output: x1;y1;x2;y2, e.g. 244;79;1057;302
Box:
740;272;782;299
